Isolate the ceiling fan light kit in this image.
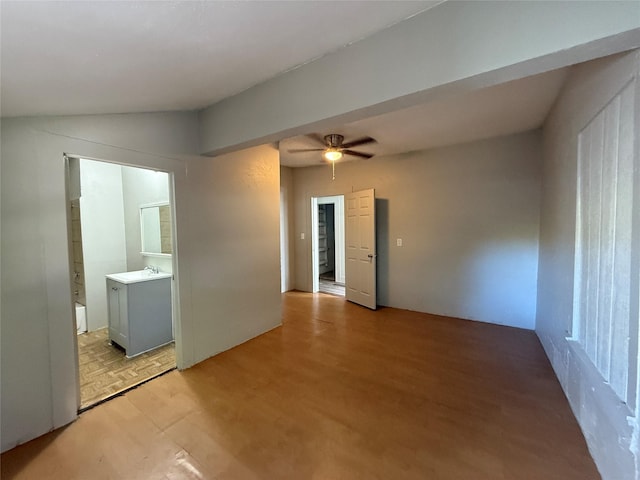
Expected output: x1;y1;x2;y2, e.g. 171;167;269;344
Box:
323;148;343;161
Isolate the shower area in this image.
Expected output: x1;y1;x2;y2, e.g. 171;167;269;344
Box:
71;199;88;334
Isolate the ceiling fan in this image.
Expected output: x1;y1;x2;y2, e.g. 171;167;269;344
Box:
287;133;376;162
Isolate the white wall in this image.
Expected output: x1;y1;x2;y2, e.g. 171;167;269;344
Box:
121;165;171;272
293;131;541;329
79;159;128;331
537;50;640;480
1;113;282;453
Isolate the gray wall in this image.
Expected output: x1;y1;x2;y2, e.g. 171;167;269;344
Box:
199;1;640;155
1;113;282;452
536;50;640;480
292;131;541;330
280;166;295;292
184;145;282;362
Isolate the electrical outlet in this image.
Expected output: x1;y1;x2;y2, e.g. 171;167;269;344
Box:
301;233;305;240
397;238;403;247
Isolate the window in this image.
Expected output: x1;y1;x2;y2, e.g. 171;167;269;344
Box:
573;79;636;407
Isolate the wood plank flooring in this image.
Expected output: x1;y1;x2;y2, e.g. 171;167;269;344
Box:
1;292;599;479
78;328;176;409
318;278;345;296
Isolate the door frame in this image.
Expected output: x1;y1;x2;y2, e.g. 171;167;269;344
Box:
311;195;345;293
64;153;182;410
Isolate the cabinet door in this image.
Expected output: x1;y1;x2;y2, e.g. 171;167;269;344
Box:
107;280;128;350
117;285;128;348
127;278;172;357
108;282;120;341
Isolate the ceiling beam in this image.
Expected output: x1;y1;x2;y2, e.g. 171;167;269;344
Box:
199;0;640;156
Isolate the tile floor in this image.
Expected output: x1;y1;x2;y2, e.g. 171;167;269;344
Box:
78;328;176;408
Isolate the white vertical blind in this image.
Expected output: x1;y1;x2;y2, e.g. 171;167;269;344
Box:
574;79;635;405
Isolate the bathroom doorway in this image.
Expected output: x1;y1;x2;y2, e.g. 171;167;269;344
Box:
312;195;345;296
68;156;177;410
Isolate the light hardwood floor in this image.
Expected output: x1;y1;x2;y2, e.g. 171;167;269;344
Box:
1;292;599;479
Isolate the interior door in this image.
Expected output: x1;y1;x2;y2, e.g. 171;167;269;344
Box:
345;188;377;309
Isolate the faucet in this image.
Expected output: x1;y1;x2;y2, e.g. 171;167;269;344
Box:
144;265;159;274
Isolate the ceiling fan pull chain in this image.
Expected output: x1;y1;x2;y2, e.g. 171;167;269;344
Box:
332;160;335;181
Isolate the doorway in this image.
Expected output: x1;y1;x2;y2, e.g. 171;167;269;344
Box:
312;195;345;296
67;156;178;409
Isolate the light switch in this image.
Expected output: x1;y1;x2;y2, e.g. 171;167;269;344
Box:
301;233;305;240
396;238;403;247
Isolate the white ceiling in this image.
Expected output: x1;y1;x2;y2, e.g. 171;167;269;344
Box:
2;1;571;163
0;0;439;117
279;67;569;167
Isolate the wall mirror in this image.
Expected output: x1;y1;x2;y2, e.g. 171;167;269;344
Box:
140;202;172;256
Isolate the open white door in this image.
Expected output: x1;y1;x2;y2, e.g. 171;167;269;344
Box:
345;188;376;309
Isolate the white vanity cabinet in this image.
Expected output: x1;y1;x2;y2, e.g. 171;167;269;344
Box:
105;271;173;358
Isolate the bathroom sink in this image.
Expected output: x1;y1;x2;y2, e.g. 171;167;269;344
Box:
105;270;172;284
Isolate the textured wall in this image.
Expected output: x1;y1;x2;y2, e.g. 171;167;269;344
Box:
536;51;640;480
292;131;541;329
184;145;282;364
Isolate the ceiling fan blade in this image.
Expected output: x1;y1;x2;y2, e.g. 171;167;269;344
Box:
341;136;376;149
343;149;374;159
287;148;324;154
